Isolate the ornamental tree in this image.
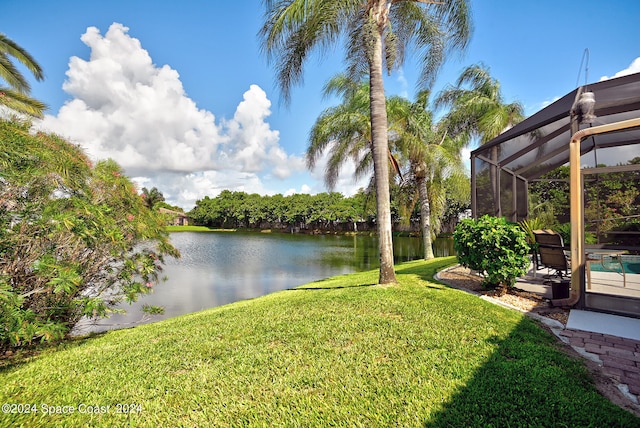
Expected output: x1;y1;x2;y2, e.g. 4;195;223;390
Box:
0;119;179;349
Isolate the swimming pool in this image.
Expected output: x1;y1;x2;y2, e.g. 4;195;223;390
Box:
588;255;640;274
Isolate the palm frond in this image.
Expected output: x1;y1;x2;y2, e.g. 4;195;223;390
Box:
260;0;361;104
0;33;44;92
0;53;29;92
389;0;471;89
0;87;47;118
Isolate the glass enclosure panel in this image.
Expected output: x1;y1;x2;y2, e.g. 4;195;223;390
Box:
473;157;494;217
584;144;640;169
500;169;515;221
583;165;640;253
516;177;528;221
469;72;640;317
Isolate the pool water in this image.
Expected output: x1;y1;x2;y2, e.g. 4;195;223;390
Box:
588;255;640;274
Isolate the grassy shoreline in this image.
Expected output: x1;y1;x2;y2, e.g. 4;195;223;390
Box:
166;225;426;237
166;225;236;232
1;258;638;426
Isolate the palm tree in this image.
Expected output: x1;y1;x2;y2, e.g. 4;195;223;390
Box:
436;63;524;144
436;63;524;215
387;91;466;259
308;75;404;239
141;187;165;210
0;33;47;117
308;75;373;190
260;0;471;284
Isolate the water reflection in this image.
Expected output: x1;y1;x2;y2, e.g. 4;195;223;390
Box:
74;232;454;334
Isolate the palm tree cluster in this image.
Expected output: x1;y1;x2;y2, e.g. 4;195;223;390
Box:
261;0;471;284
387;90;468;260
0;33;47;117
141;187;166;210
261;1;523;280
308;71;511;261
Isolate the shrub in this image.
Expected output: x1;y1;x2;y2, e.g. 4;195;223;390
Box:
453;215;530;291
518;217;546;247
0;119;179;349
554;222;597;245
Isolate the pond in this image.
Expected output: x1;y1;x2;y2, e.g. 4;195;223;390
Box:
73;232;455;334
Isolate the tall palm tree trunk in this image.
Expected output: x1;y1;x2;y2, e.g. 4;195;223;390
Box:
369;23;397;284
416;171;435;260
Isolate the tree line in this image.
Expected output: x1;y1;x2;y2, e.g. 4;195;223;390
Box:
190;190;373;231
188;186;468;234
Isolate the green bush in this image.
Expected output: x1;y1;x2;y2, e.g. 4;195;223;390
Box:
518;217;546;247
0;119;179;349
554;223;597;245
453;215;530;290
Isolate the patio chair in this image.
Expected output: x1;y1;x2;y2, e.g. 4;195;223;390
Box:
533;229;570;278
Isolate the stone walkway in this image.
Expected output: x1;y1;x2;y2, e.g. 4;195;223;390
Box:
559;328;640;402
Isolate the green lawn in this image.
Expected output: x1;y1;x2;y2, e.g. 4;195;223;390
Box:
1;257;638;427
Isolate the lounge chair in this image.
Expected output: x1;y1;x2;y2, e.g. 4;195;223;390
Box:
533;229;570;278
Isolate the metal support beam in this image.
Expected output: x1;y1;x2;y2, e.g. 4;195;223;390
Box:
471;154;477;218
553;117;640;306
512;173;517;222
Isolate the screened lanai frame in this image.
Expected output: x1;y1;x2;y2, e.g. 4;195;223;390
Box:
470;72;640;317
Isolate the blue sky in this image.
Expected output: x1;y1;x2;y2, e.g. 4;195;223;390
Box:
2;1;639;209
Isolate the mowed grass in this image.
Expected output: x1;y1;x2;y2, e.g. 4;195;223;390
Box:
1;257;638;427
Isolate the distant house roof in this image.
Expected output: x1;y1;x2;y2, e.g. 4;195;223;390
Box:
158;207;188;217
158;207;187;217
158;207;189;226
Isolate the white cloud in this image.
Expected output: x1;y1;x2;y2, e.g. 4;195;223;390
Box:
223;85;306;178
36;23;305;209
307;145;370;197
537;96;561;111
283;184;312;197
134;170;271;209
600;57;640;81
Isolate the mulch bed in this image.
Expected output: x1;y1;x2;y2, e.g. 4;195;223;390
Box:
437;265;569;325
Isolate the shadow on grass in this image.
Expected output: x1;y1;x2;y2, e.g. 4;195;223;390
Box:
293;257;458;291
294;283;377;291
422;303;640;427
395;257;458;283
0;334;103;374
